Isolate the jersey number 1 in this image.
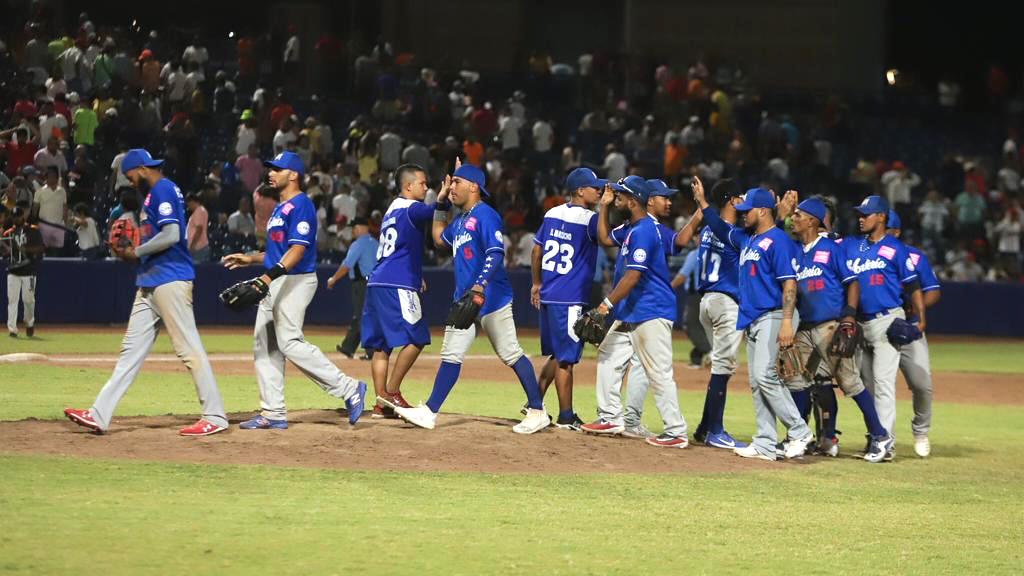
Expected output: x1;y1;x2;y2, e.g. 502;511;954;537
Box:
541;240;574;274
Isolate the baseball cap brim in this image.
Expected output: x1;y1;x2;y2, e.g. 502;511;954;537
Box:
733;200;754;211
854;206;884;215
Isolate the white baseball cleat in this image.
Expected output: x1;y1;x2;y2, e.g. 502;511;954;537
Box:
395;404;437;430
784;434;814;459
913;435;931;458
513;408;551;435
734;444;775;461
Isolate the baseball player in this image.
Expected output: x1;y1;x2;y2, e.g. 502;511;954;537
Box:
393;162;549;434
582;176;689;448
364;164;434;418
786;197;893;462
696;183;814;460
64;149;228;436
886;210;939;458
529;167;605;430
596;178;685;439
679;178;749;449
221;151;367;429
847;196;925;461
3;204;44;338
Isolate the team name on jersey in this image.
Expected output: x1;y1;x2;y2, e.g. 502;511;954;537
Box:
452;232;474;251
846;257;888;274
794;261;825;281
549;228;573;241
739;247;762;264
267;216;285;229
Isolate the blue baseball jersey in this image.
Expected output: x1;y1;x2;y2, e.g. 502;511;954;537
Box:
136;178;194;288
794;236;856;324
264;192;317;274
441;202;513;315
368;197;435;290
844;235;918;315
904;246;939;321
535;203;598;305
610;215;680;258
701;207;798;328
615;217;676;323
696;225;740;299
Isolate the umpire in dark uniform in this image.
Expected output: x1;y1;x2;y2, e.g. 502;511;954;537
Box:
328;217;379;359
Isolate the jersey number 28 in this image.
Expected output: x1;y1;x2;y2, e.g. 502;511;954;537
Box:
377;227;398;260
541;240;574;274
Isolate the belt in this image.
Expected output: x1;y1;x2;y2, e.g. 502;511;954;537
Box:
857;307;902;322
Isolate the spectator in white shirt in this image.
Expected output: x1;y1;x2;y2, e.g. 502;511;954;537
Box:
498;109;523;159
33;167;68;251
602;143;627;182
993;205;1022;278
37;101;68;147
918;188;950;256
227;196;256;237
378;129;402;172
71;203;101;258
996;160;1021;193
182;37;209;69
273;117;297;154
881;160;920;223
33;139;68;178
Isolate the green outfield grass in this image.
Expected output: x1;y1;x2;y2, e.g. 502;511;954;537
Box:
2;327;1023;373
1;331;1023;575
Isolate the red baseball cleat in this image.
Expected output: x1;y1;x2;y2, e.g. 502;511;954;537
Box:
179;419;227;436
64;408;102;433
581;419;625;435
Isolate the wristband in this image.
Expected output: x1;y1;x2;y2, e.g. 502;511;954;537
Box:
435;199;451;211
434;210;449;222
265;263;287;280
602;297;613;310
840;305;857;320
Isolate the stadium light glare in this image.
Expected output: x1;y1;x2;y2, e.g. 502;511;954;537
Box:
228;31;235;38
886;69;899;85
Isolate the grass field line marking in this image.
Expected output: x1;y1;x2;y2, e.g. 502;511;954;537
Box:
35;353;498;363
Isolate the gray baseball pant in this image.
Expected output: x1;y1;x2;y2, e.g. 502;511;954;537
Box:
596;319;687;438
6;274;35;333
859;308;904;438
899;335;932;437
89;281;227;430
255;273;360;420
745;310;812;457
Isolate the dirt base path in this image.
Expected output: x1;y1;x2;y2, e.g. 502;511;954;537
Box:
0;409;824;474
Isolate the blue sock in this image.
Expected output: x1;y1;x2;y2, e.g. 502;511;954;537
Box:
512;356;544;410
708;373;730;434
817;386;839;438
426;361;461;413
852;390;888;438
790;389;812;421
558;409;575;423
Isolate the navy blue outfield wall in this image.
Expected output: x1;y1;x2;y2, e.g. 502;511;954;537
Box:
2;260;1023;338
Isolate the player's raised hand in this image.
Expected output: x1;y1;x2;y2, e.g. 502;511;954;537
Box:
599;183;615;206
221;253;250;270
437;174;452;203
778;189;798;219
692;175;708;208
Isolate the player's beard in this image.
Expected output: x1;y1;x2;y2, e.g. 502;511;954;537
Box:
135;177;151;196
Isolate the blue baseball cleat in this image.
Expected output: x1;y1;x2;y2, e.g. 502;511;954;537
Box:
346;381;368;425
239;416;288;430
706;430;748;450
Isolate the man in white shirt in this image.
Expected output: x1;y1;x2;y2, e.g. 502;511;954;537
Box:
71;203;101;257
881;161;920;221
273;117;297;154
34;139;68;178
331;184;358;246
602;144;627;182
109;146;132;193
498;111;523;158
33;167;67;250
378;129;402;172
38;102;68;147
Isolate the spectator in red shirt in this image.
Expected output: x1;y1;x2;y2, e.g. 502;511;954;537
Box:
270;90;294;131
1;128;39;177
471;101;497;141
13;94;37;119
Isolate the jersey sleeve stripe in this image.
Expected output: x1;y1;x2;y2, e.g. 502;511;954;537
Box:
485;246;505;254
901;273;918;283
626;263;648;271
287;238;311;245
155;218;180;225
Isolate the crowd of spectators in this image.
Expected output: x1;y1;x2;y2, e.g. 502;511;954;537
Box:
0;11;1021;284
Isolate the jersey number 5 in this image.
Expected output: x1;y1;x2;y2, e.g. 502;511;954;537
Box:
377;227;398;260
541;240;574;275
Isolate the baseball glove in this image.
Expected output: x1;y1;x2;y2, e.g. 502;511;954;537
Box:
446;289;484;329
886;318;922;346
829;319;861;358
219;278;270;311
776;345;804;381
107;218;140;249
573;308;608;346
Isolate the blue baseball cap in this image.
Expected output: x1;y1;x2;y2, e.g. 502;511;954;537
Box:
855;195;889;215
646;179;678;197
887;209;901;230
611;175;651;203
120;148;164;174
453;163;489;196
796;198;827;224
565;167;606;191
263;151;305;179
733;187;776;212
